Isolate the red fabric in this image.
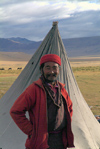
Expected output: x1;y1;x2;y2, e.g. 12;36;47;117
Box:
10;79;75;149
40;54;61;66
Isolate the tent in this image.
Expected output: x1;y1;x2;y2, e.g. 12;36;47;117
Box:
0;22;100;149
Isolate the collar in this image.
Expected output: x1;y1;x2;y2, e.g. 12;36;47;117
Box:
48;83;58;89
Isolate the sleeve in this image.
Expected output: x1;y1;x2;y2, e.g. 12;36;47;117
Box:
10;88;35;136
66;93;73;119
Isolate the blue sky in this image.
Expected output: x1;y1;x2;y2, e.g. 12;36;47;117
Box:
0;0;100;41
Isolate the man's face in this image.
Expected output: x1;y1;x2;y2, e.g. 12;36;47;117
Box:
42;62;59;83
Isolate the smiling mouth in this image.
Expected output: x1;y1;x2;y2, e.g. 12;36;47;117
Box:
47;74;56;77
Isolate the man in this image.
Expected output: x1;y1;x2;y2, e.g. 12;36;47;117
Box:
10;54;74;149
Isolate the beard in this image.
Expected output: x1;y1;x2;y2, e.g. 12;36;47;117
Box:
43;73;57;83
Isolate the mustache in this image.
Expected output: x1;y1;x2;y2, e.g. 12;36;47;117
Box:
46;74;56;77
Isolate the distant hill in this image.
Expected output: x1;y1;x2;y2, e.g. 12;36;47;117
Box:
63;36;100;57
9;37;34;44
0;36;100;57
0;52;32;61
0;38;41;54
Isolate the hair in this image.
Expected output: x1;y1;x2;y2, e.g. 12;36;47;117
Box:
40;63;44;70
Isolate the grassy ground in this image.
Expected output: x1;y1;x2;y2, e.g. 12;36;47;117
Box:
0;75;17;99
0;60;100;116
73;68;100;115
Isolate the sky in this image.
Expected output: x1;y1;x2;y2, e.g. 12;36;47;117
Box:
0;0;100;41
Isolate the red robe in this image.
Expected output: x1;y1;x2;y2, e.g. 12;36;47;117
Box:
10;78;75;149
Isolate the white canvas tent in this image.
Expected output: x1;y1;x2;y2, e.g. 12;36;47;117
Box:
0;22;100;149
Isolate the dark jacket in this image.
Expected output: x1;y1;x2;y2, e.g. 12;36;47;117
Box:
10;79;74;149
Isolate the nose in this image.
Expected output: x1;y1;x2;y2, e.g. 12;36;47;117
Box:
51;70;54;74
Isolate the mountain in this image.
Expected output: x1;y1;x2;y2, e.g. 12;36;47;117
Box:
63;36;100;57
0;36;100;57
9;37;35;44
0;38;41;54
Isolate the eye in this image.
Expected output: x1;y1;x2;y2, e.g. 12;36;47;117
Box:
46;66;50;70
53;66;58;70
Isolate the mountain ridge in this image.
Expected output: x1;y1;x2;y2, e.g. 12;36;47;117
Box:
0;36;100;57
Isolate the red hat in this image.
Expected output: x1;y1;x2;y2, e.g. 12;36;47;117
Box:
40;54;61;66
